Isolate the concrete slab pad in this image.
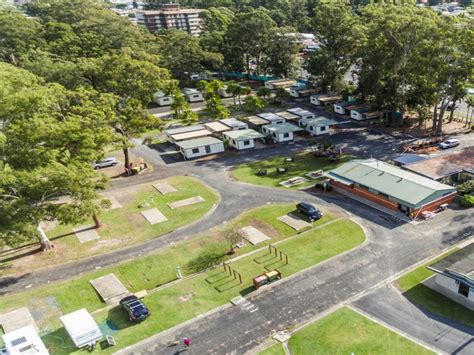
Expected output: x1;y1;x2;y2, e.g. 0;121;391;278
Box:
0;307;37;333
141;208;168;225
167;196;205;210
90;274;130;305
73;225;100;243
239;226;271;245
153;181;177;195
107;196;122;210
277;214;311;231
279;176;309;187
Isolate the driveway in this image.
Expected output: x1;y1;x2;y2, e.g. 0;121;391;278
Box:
352;285;474;354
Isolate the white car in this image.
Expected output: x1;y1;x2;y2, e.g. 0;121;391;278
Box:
93;157;119;169
439;139;460;149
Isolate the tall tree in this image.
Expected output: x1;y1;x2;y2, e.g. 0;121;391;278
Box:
85;51;169;169
167;82;199;125
224;9;276;75
306;3;365;92
0;64;115;249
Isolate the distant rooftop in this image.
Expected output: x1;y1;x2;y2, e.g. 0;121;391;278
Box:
176;137;223;150
404;147;474;180
392;154;428;166
165;125;204;136
223;129;264;141
263;122;303;134
257;112;285;122
220;118;247;129
302;116;338;127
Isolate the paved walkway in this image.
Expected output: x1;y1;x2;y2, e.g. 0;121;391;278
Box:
352;285;474;355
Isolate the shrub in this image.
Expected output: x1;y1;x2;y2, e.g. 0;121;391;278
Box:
460;194;474;208
457;180;474;195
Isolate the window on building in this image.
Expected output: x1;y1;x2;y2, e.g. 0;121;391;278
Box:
243;140;250;146
191;148;199;154
320;126;327;132
283;133;290;138
205;145;211;153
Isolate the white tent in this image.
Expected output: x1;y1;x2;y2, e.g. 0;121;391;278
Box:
59;309;103;348
2;325;49;355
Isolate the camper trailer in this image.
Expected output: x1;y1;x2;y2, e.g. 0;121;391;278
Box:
153;91;173;106
183;88;204;103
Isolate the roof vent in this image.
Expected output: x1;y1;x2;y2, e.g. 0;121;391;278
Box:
397;178;403;183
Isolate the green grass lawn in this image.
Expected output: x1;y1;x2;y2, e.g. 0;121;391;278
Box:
259;344;286;355
286;307;433;354
231;152;351;189
396;247;474;327
0;204;336;331
0;176;219;276
0;208;364;354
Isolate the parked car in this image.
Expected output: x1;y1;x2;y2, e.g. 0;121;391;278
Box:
439;139;460;149
296;202;322;221
93;157;119;169
120;295;150;322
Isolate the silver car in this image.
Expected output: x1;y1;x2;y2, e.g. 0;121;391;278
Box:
439;139;460;150
93;157;119;169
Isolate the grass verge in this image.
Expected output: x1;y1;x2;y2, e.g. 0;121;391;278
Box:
231;151;351;189
396;247;474;327
286;307;433;354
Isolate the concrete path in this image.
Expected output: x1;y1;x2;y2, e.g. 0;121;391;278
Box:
352;285;474;355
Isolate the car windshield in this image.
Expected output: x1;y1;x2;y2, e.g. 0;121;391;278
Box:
307;206;317;212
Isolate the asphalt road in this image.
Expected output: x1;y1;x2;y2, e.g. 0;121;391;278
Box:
352;285;474;354
116;201;473;354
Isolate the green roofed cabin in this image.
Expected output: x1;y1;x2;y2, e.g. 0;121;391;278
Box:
427;243;474;310
176;137;224;160
223;129;265;150
325;159;457;218
261;122;303;143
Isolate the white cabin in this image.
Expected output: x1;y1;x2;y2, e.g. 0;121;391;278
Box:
153;91;174;106
350;106;372;121
176;137;225;160
60;309;103;348
287;107;316;123
264;79;296;90
300;116;338;136
223;129;265;150
261;123;303;143
183;88;204;103
311;94;342;106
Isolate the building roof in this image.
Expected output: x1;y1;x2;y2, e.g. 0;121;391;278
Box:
257;112;285;122
204;121;231;133
170;129;211;142
220;118;248;129
183;88;201;95
246;115;269;126
165;125;204;136
3;325;49;355
326;159;456;208
404;147;474;180
392;154;428;166
264;122;303;134
428;243;474;281
275;111;299;121
302;116;338;127
223;129;265;141
176;137;223;150
351;106;372;113
287;107;314;117
317;95;342;103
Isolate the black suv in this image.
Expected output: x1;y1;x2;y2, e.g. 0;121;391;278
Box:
120;295;150;322
296;202;322;221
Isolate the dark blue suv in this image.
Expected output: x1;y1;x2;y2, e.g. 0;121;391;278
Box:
120;295;150;322
296;202;322;221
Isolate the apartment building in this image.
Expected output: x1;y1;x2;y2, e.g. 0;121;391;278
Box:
135;3;204;36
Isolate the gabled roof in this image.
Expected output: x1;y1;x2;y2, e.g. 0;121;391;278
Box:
263;122;303;134
326;159;456;208
287;107;314;117
302;116;338;127
176;137;223;150
223;129;264;141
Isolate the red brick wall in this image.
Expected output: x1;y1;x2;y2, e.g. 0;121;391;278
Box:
330;180;399;211
410;192;457;217
331;180;456;217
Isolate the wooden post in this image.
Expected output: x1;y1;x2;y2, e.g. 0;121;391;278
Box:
285;254;288;265
238;272;242;284
233;270;237;280
223;262;227;272
274;246;278;257
279;251;283;261
268;244;272;254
